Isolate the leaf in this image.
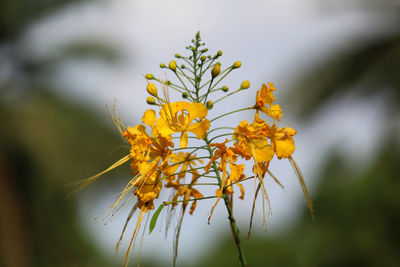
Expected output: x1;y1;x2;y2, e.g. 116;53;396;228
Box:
149;203;165;234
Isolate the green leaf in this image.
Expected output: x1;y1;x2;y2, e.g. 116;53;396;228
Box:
149;203;165;234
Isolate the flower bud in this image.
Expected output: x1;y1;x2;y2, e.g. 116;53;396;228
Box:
146;83;158;96
165;80;171;86
200;56;206;62
175;53;181;58
211;63;221;79
240;80;250;89
145;73;154;80
222;86;229;92
160;63;166;68
206;100;214;110
169;60;177;72
217;50;223;56
182;92;189;98
181;64;185;69
232;61;241;69
146;96;156;105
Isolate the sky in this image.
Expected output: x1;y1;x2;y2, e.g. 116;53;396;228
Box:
22;0;389;265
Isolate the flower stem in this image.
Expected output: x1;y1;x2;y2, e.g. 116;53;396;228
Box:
222;196;248;267
203;136;248;267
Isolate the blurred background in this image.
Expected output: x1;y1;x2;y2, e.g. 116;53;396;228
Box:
1;0;399;266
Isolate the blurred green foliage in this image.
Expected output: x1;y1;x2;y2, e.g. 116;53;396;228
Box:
0;0;91;41
0;88;129;267
0;0;127;266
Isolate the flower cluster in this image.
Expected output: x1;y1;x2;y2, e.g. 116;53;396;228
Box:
74;32;313;267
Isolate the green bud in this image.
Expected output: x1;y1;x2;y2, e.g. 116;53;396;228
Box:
146;83;158;97
145;73;154;80
169;60;177;72
160;63;166;68
181;64;185;69
232;61;242;69
217;50;223;56
175;53;181;58
222;86;229;92
182;92;189;98
146;96;156;105
211;63;221;79
206;100;214;110
165;80;171;85
201;48;208;53
200;56;206;62
240;80;250;89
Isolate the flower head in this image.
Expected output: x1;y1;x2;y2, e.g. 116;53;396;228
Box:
156;101;210;148
254;82;282;121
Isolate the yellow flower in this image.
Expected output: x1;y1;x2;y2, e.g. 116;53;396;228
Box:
156;101;210;148
165;152;203;181
172;185;203;215
204;139;244;221
123;124;153;174
268;124;297;159
225;162;246;200
233;114;274;163
254;82;282;121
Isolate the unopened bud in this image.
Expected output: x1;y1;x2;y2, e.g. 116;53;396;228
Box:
222;86;229;92
206;100;214;109
146;96;156;105
232;61;242;69
182;92;189;98
165;80;171;86
160;63;166;68
181;64;185;69
175;53;181;58
146;83;158;96
145;73;154;80
211;63;221;79
217;50;223;56
169;60;177;72
240;80;250;89
200;56;206;62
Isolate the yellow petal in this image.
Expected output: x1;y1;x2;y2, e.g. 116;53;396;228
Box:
266;104;282;120
188;119;210;139
156;116;175;137
142;109;157;127
228;163;245;182
180;131;188;148
186;102;208;121
275;138;295;159
254;145;274;162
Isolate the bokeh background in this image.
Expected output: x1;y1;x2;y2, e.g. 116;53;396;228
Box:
1;0;399;266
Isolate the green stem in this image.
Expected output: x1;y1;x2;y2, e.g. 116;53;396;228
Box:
203;136;248;267
210;107;252;123
163;195;217;205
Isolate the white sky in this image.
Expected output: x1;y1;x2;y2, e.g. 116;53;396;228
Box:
23;0;389;265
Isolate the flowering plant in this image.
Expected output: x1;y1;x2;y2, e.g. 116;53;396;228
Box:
72;32;313;267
